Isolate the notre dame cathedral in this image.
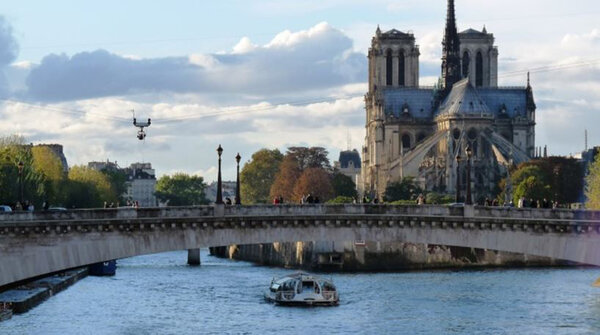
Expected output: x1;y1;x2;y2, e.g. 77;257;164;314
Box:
361;0;537;201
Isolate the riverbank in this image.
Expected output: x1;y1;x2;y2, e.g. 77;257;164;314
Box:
0;268;88;320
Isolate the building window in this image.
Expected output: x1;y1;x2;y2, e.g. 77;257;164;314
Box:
476;52;483;87
398;50;405;86
386;49;393;86
402;134;411;150
462;51;470;78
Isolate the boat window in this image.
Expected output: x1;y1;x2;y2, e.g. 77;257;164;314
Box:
322;282;336;291
302;281;314;290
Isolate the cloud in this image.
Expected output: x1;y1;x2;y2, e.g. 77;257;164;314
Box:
24;22;366;102
0;16;18;97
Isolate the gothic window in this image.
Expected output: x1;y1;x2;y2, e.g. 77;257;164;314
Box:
462;51;470;78
398;50;405;86
386;49;393;86
402;134;411;150
476;52;483;87
453;128;461;140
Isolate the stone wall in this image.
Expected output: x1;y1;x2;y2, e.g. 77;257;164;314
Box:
213;241;564;272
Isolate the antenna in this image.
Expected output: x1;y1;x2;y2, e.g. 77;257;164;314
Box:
347;129;351;151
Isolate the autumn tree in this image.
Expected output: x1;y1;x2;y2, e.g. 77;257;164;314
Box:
269;155;301;202
31;146;66;205
155;173;208;206
292;167;334;202
240;149;283;204
586;154;600;209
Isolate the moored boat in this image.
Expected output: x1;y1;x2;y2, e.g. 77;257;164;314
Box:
264;272;339;306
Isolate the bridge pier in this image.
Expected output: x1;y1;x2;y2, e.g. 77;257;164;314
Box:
187;249;201;266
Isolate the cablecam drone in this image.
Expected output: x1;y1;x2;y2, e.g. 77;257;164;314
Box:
132;110;151;140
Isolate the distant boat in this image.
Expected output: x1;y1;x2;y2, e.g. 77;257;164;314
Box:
89;260;117;276
264;272;339;306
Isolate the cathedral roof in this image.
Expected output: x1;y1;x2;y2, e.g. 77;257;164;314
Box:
460;28;485;35
382;88;434;119
380;29;413;39
437;78;492;116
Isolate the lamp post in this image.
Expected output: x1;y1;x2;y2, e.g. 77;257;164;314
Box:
235;153;241;205
216;145;224;204
455;153;461;203
465;144;473;205
17;161;24;206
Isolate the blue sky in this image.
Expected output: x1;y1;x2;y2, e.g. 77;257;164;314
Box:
1;0;599;182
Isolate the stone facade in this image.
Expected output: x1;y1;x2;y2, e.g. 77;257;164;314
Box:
361;0;536;202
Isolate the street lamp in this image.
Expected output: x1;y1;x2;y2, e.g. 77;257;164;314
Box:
455;153;461;203
235;153;241;205
465;144;473;205
17;161;24;206
216;145;224;204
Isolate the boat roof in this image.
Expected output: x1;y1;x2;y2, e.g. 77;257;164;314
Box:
273;272;334;285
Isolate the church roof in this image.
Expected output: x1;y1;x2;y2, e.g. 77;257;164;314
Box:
460;28;484;35
438;79;491;116
338;150;361;169
477;88;529;118
380;29;413;39
382;88;434;119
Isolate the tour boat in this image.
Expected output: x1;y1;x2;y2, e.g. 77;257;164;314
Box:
264;272;339;306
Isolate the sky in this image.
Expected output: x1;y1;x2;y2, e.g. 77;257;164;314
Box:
0;0;599;182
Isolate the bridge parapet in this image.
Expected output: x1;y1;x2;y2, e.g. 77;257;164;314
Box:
224;204;464;217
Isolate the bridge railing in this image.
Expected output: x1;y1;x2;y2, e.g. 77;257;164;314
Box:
224;204;464;217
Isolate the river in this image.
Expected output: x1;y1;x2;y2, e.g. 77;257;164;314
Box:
2;249;600;334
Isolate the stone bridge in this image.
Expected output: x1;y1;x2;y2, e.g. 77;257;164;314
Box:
1;204;600;287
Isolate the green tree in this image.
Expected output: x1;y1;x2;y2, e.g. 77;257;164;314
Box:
240;149;283;204
0;135;46;206
31;146;66;205
287;147;331;170
331;172;357;198
67;165;117;208
514;175;552;203
101;168;128;203
586;154;600;209
155;173;208;206
384;177;422;202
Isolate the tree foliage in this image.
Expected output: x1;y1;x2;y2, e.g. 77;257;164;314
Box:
292;167;334;202
384;177;422;202
287;147;331;170
155;173;208;206
67;166;118;208
270;155;302;202
498;158;583;205
332;172;357;198
327;196;355;204
586;154;600;209
240;149;283;204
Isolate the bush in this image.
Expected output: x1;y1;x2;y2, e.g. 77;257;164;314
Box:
327;196;356;204
388;200;416;205
426;192;454;205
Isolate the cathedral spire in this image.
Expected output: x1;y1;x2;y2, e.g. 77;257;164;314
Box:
441;0;461;92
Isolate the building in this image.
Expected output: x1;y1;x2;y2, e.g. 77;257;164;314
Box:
123;163;157;207
88;160;157;207
333;149;362;192
362;0;536;202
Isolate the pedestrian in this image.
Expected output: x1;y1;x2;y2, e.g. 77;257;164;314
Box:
103;201;108;209
279;196;284;204
273;197;279;205
542;198;550;209
225;197;232;205
362;195;368;204
492;199;499;207
517;197;523;208
417;194;424;205
43;201;50;211
314;196;320;204
306;194;314;204
134;200;139;208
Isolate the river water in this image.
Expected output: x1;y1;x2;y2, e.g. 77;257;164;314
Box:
2;249;600;334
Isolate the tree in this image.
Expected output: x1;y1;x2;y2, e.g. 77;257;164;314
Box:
240;149;283;204
514;175;552;204
270;155;302;202
67;165;117;208
331;172;357;198
292;167;334;202
155;173;208;206
586;154;600;209
287;147;331;170
101;168;128;203
384;177;422;202
0;135;46;206
31;146;66;205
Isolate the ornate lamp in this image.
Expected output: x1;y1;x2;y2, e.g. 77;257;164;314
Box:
216;145;224;204
465;144;473;205
235;153;241;205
